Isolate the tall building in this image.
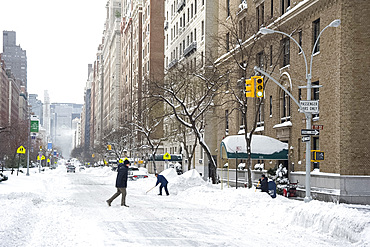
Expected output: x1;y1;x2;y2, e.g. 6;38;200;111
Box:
43;90;51;140
102;0;122;133
28;94;43;125
0;54;9;128
214;0;370;204
2;31;27;88
81;64;93;158
163;0;219;175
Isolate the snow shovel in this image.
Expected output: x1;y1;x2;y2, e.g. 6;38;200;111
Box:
146;185;156;194
255;181;260;192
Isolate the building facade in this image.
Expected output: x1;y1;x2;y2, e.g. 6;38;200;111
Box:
163;0;219;175
215;0;370;204
2;31;27;88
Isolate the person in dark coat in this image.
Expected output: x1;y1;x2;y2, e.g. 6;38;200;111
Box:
107;152;130;207
155;173;169;196
259;174;269;193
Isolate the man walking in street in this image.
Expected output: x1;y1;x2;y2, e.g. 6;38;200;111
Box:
107;151;130;207
155;173;169;196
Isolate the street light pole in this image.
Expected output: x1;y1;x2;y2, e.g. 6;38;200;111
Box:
259;19;340;202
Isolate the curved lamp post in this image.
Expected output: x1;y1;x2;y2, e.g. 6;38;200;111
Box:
259;19;341;202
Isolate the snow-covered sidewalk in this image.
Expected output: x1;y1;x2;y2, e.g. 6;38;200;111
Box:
0;165;369;247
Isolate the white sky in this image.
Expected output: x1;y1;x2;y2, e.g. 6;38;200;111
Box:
0;0;107;104
1;164;370;246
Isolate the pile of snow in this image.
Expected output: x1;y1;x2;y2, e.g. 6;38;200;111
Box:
159;167;178;180
167;169;206;195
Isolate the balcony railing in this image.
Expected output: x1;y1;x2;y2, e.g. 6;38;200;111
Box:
168;59;178;70
183;41;197;57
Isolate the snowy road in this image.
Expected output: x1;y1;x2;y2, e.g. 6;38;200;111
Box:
1;166;369;247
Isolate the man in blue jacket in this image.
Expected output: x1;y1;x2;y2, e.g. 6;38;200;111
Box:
155;173;169;196
107;152;130;207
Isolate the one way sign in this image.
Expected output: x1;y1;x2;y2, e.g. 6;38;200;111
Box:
301;129;320;135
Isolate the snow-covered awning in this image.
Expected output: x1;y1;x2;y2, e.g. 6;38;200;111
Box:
220;135;288;160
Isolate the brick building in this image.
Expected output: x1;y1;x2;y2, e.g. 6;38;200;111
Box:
215;0;370;204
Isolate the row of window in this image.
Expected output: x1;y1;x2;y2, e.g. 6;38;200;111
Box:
228;0;291;19
229;18;321;69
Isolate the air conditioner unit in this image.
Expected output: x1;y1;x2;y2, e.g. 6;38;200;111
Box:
239;1;248;11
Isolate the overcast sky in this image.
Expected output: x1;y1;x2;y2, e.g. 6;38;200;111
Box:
0;0;107;104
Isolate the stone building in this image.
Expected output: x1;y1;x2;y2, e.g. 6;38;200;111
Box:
0;54;9;128
215;0;370;204
2;31;27;88
163;0;219;176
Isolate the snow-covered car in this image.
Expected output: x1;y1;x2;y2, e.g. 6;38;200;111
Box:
67;165;76;173
128;167;148;180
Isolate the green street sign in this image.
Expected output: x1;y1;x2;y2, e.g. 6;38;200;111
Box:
30;120;39;133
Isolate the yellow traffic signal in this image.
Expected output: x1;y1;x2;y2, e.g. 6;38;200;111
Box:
311;150;325;162
254;76;264;98
107;145;112;150
245;78;255;98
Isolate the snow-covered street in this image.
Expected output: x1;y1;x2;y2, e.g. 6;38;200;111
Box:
0;164;369;247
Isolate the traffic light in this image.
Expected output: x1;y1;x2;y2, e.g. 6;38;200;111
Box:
245;78;255;98
311;150;325;162
254;76;264;98
107;144;112;151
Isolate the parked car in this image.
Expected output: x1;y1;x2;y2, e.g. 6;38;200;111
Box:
67;165;76;173
128;167;148;180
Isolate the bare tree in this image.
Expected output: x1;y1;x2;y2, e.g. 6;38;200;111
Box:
131;116;166;173
214;6;285;188
150;57;228;183
0;120;28;168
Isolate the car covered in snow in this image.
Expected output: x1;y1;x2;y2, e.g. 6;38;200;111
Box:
128;166;148;180
66;165;76;173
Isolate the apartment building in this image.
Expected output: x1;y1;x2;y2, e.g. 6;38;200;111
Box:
0;55;9;128
102;0;122;133
91;45;104;149
215;0;370;204
2;31;27;88
120;0;164;160
163;0;219;175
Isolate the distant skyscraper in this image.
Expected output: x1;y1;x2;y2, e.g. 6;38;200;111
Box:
2;31;27;88
43;90;51;140
50;103;82;157
28;94;43;125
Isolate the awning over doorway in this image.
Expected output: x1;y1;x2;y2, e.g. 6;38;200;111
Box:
220;135;288;160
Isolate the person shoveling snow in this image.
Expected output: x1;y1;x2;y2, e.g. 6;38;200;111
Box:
155;173;169;196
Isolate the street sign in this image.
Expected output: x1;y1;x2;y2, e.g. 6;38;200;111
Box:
30;120;39;132
313;125;324;130
301;129;320;135
47;142;52;151
300;100;319;113
17;146;26;154
163;152;171;160
302;136;310;142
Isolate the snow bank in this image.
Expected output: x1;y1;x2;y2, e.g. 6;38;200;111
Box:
167;169;206;195
289;200;370;244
